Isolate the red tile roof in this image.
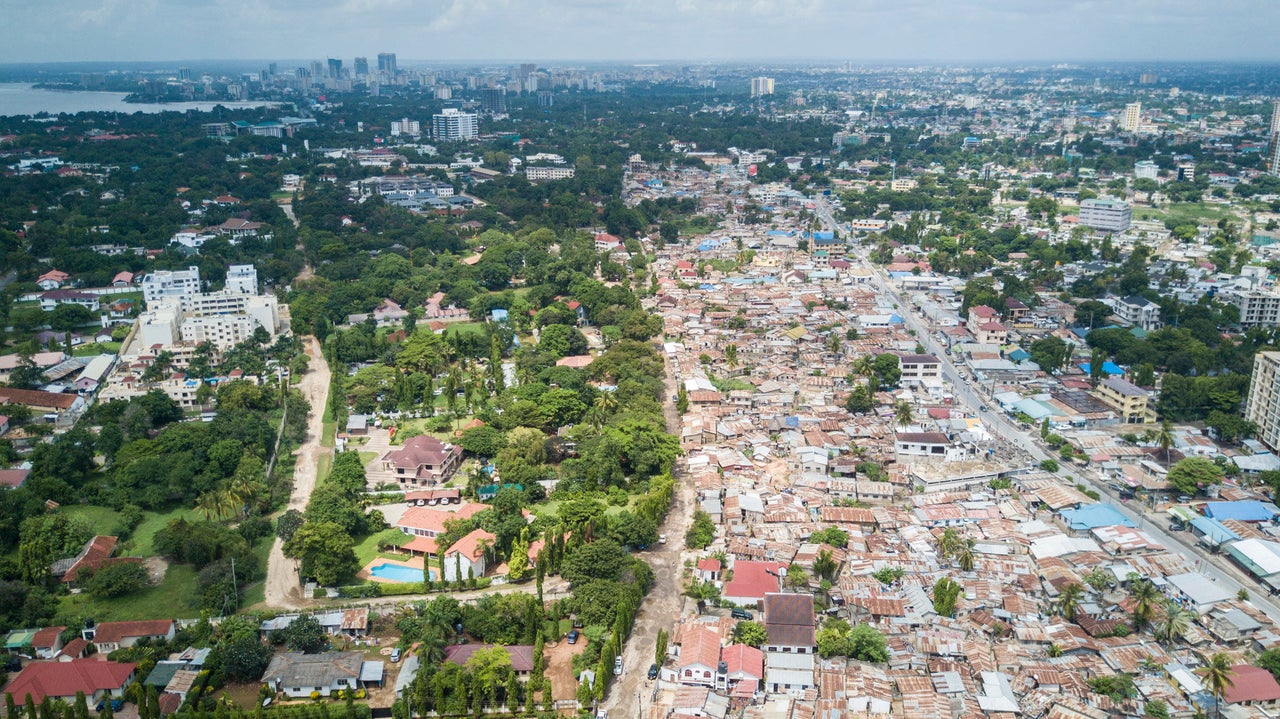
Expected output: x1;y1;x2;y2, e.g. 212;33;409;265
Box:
447;528;496;560
720;644;763;680
62;535;119;583
678;626;721;671
721;561;784;602
91;620;174;645
396;503;485;535
1224;665;1280;704
30;627;65;650
5;659;135;704
443;644;534;672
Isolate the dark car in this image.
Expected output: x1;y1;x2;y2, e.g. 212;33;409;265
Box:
567;630;580;644
648;663;660;680
730;609;754;620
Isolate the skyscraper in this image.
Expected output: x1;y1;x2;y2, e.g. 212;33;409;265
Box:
377;53;397;76
1270;99;1280;136
178;67;191;82
1269;100;1280;177
1120;102;1142;132
481;87;507;114
327;58;343;80
750;77;775;97
354;57;369;77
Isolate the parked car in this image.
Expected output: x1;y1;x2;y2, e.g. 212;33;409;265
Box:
731;608;754;620
390;648;402;663
648;663;660;680
567;629;580;644
614;656;623;676
658;534;667;544
95;701;123;712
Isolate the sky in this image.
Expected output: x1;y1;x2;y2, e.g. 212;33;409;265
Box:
2;0;1278;65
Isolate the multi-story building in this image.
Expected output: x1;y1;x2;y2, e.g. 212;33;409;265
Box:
377;53;397;77
1079;198;1132;233
1094;377;1155;424
1120;102;1142;132
763;593;815;693
225;264;258;295
897;354;942;386
432;108;478;141
1134;160;1159;180
750;77;775;97
480;87;506;114
1245;351;1280;451
390;118;420;137
1220;287;1280;328
1108;295;1162;331
353;57;369;77
142;266;201;307
525;166;575;181
327;58;343;80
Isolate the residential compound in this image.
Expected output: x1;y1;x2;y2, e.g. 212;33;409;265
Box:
131;265;278;351
1246;352;1280;452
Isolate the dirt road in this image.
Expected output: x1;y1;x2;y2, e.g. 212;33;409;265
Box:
600;352;696;716
263;335;332;609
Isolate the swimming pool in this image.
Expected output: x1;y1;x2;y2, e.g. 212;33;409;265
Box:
369;563;432;583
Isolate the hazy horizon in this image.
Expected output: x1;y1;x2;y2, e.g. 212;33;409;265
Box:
2;0;1278;65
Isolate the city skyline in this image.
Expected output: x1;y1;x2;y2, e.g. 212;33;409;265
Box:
3;0;1279;65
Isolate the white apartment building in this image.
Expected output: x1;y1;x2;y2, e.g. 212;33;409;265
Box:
1134;160;1159;180
142;266;201;307
1079;198;1132;233
1108;295;1162;331
1120;102;1142;132
750;77;775;97
432;108;478;141
225;264;258;295
525;166;576;181
390;118;421;137
1245;352;1280;451
1220;287;1280;328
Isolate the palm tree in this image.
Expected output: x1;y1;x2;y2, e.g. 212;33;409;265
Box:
813;549;838;581
894;400;914;429
937;528;962;560
1082;567;1112;594
1056;582;1085;621
195;490;235;522
724;344;738;369
1130;578;1160;631
955;539;976;572
1046;643;1063;658
1156;419;1175;467
1155;601;1191;647
1198;652;1235;719
853;355;875;380
594;392;618;415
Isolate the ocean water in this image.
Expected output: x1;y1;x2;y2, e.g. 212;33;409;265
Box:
0;83;273;117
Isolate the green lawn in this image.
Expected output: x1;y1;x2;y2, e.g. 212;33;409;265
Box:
62;505;198;557
358;451;377;466
73;342;121;357
352;530;414;567
321;420;337;448
58;564;201;623
1135;201;1239;226
447;322;489;338
316;453;333;485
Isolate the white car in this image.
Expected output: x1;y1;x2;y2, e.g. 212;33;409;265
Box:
659;534;668;544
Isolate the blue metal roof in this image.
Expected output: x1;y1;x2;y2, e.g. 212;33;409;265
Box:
1078;362;1124;376
1203;500;1279;523
1061;504;1136;531
1189;516;1242;545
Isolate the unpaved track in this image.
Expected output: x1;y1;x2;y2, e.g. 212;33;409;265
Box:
263;335;331;609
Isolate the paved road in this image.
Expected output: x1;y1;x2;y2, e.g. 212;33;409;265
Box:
263;336;332;609
814;195;1280;624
